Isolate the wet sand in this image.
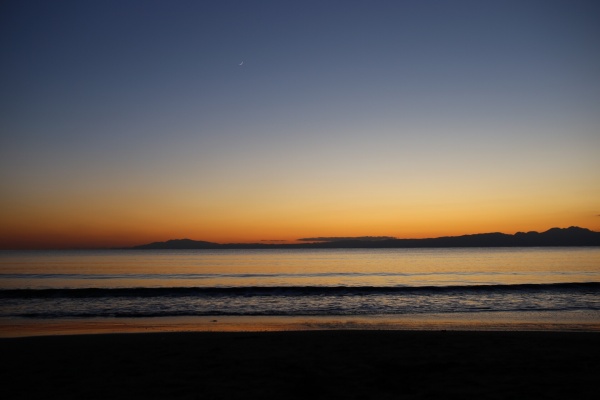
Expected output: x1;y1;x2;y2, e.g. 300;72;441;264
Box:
3;311;600;338
2;330;599;399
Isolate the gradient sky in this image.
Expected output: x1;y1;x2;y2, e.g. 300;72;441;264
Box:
1;0;599;249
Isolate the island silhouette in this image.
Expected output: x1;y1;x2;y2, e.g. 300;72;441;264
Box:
132;226;600;249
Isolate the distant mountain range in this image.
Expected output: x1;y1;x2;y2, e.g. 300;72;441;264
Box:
131;226;600;249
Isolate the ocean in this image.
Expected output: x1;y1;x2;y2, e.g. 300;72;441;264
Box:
1;247;599;332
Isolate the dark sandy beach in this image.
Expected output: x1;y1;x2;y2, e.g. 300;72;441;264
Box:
2;330;599;399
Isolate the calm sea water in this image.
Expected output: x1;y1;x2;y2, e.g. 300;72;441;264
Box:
1;248;599;319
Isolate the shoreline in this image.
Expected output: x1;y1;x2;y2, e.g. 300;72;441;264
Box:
2;310;600;338
2;329;600;399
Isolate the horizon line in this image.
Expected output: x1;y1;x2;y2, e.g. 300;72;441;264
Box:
2;226;598;251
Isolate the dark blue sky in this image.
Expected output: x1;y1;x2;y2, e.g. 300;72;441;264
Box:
1;0;599;247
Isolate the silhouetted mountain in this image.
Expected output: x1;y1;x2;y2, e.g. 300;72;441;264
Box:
131;227;600;249
133;239;219;249
298;236;396;242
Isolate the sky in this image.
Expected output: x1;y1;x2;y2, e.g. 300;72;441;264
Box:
1;0;599;249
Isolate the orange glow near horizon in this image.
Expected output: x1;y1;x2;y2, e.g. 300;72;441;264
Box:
4;158;598;249
1;197;599;249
